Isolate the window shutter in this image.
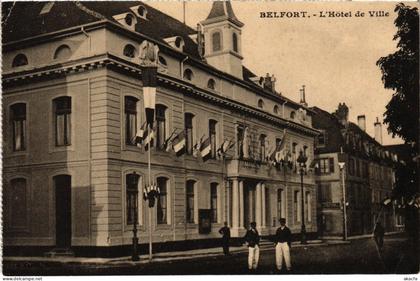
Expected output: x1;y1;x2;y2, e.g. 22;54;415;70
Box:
329;158;334;173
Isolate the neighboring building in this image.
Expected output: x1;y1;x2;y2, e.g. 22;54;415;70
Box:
2;2;319;256
312;104;401;238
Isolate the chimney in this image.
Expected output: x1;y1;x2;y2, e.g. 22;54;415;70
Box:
374;117;383;144
299;85;307;107
357;115;366;131
334;102;349;126
263;73;276;92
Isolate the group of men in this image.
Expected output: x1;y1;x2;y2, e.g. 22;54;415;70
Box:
218;218;292;272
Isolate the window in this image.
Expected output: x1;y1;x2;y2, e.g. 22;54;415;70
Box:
306;191;312;222
138;5;147;18
237;126;244;159
303;145;308;157
156;104;167;150
317;131;328;147
126;173;140;225
210;183;218;223
123;44;136;58
157;177;168;224
257;99;264;109
185;113;194;155
8;178;27;228
183;69;193;81
259;134;266;161
12;54;28;67
158;56;167;67
207;79;216;90
212;32;221;52
209;119;217;159
175;37;184;48
10;103;26;151
292;142;297;154
232;33;238;52
53;96;71;146
125;96;138;145
277;189;283;221
349;158;355;176
54;45;71;60
318;158;334;174
125;13;134;26
290;111;296;119
186;180;195;223
294;191;300;222
318;183;332;203
274;105;279;114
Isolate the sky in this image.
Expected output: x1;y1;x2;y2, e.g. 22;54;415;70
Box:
147;1;417;145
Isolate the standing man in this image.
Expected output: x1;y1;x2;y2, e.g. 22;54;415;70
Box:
219;221;231;255
274;218;292;272
244;221;260;271
374;221;385;251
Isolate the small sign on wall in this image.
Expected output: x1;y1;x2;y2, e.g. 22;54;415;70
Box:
199;209;211;234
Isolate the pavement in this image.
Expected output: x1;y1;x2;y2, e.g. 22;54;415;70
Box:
2;239;339;266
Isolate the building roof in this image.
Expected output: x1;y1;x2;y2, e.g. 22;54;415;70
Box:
204;1;244;27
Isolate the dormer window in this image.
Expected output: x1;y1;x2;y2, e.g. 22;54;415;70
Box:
290;111;296;119
164;36;185;52
175;37;183;49
233;33;238;52
212;31;221;52
159;56;167;67
125;14;134;26
12;54;28;67
123;44;136;58
183;69;193;81
257;99;264;109
274;105;279;115
207;79;216;90
138;5;147;19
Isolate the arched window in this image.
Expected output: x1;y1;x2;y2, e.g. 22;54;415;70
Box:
125;96;138;145
212;31;221;52
209;119;218;159
210;182;219;223
10;103;26;151
290;111;296;119
232;33;238;52
54;45;71;60
258;99;264;109
207;79;216;90
183;68;193;81
123;44;136;58
156;104;167;149
186;180;196;223
185;113;194;155
12;54;28;67
8;178;27;228
125;13;134;26
138;5;147;18
175;37;184;48
273;105;279;115
158;56;167;67
53;96;72;146
259;134;266;161
157;177;169;224
126;173;141;225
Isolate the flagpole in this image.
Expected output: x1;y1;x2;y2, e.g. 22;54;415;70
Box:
148;123;153;261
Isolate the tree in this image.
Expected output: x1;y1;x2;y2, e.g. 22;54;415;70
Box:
377;3;419;144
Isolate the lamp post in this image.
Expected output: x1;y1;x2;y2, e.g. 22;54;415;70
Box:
338;162;348;241
127;172;140;261
143;179;160;261
297;150;308;244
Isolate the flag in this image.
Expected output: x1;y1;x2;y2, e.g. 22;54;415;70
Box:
382;198;392;206
163;129;177;152
173;130;186;157
217;139;234;158
132;121;146;147
309;159;319;169
200;136;212;162
142;66;157;127
143;125;154;151
193;135;204;158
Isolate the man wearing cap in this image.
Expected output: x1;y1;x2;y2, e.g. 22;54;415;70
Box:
244;221;260;271
274;218;292;272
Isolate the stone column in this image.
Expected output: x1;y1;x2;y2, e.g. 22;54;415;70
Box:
256;182;262;228
239;180;244;228
262;183;266;228
232;179;239;230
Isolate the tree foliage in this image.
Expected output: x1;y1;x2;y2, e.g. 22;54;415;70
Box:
377;3;419;144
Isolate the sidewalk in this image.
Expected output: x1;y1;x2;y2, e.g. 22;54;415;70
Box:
2;239;347;267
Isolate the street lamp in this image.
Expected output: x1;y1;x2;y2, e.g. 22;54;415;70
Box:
297;149;308;244
127;172;140;261
143;180;160;261
338;161;348;241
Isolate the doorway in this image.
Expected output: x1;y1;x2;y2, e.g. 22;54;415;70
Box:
54;175;72;248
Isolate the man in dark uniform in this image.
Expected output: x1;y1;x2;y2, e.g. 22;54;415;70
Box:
219;221;231;255
274;218;292;272
244;221;260;271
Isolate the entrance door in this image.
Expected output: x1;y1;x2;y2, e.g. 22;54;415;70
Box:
243;183;255;229
54;175;71;248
